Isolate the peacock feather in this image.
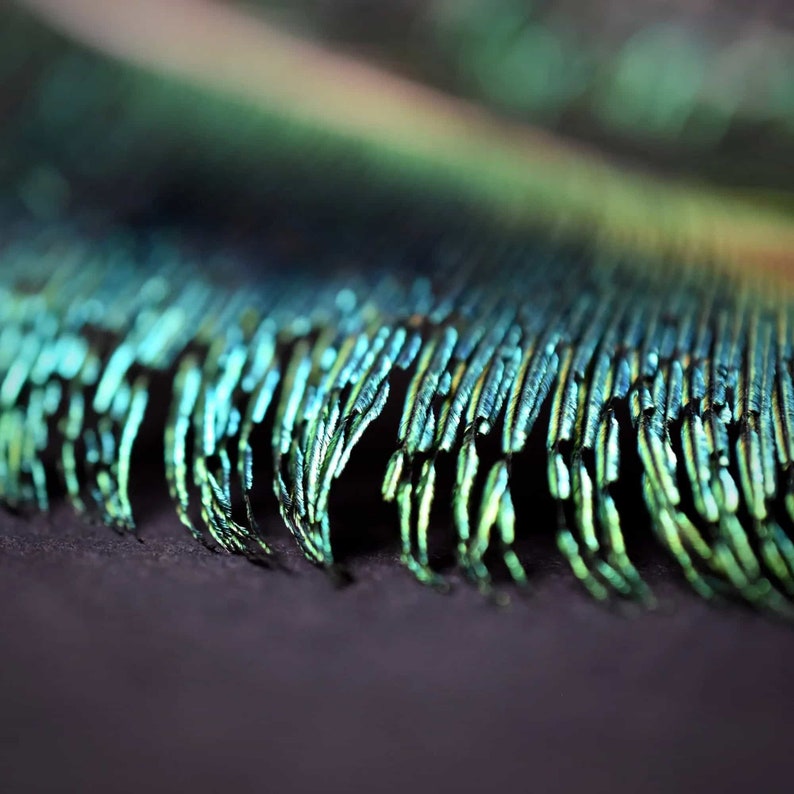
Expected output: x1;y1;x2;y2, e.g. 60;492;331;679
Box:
2;0;794;612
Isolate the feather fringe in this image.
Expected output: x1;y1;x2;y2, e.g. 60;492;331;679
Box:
2;221;794;612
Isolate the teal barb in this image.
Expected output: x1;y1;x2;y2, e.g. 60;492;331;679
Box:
2;3;794;614
3;208;794;614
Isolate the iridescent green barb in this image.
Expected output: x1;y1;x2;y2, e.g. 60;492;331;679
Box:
1;215;794;613
2;3;794;611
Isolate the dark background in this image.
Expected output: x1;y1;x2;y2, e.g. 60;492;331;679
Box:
2;500;793;794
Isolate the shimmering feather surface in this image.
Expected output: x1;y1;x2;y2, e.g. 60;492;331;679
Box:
2;208;794;612
2;3;794;611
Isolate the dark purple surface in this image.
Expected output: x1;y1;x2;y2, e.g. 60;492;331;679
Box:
1;501;793;794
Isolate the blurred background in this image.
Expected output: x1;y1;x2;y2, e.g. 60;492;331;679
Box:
263;0;794;189
3;0;793;228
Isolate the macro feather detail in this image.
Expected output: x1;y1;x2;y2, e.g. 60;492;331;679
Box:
2;215;794;613
2;2;794;613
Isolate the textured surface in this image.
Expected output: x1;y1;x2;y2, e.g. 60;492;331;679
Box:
1;501;793;794
5;207;794;610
